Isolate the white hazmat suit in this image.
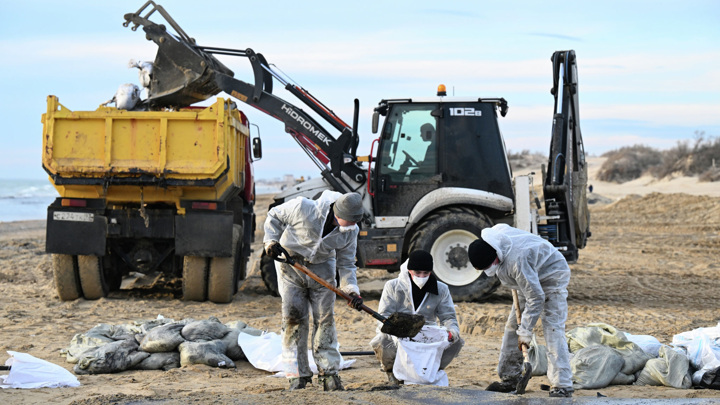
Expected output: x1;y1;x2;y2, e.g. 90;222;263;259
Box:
370;262;463;377
481;223;572;390
263;190;360;381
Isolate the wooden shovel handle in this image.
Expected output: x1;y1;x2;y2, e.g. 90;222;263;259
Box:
273;245;387;322
512;289;530;356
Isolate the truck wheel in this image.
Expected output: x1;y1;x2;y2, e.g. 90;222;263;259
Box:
52;254;81;301
208;225;241;303
183;256;208;301
409;207;500;302
78;255;109;300
259;252;279;297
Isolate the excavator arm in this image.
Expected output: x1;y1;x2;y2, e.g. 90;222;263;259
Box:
123;1;364;192
541;50;591;263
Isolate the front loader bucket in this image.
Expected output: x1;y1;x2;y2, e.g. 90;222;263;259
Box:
124;3;233;108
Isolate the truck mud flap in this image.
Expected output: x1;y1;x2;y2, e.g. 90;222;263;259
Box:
46;207;107;256
175;211;233;257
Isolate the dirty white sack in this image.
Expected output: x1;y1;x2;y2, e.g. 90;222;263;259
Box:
392;325;451;386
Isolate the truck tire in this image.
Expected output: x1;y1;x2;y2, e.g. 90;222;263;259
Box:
259;252;279;297
52;254;81;301
408;206;500;302
208;225;241;303
78;255;109;300
183;256;208;301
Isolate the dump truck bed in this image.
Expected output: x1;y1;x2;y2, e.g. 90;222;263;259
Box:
42;96;248;206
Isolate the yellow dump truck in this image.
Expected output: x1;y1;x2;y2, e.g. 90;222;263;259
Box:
42;96;259;303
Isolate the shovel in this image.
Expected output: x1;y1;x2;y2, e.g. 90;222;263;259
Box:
512;289;533;394
272;245;424;338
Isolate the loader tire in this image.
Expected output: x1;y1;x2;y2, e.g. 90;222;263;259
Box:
408;206;500;302
183;256;208;301
259;252;279;297
208;225;241;303
78;255;109;300
235;224;248;285
52;254;81;301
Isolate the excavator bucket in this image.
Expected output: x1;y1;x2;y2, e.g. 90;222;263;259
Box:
123;2;233;108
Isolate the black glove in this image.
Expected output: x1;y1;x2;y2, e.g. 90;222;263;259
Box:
264;241;282;259
348;293;364;311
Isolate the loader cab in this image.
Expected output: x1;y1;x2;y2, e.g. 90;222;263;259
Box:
371;98;514;217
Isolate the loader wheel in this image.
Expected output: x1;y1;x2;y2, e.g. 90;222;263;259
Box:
408;207;500;302
208;225;241;303
78;255;109;300
235;224;248;285
259;252;279;297
183;256;208;301
52;254;81;301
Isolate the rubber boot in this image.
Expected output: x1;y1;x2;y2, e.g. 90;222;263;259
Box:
287;376;312;391
485;379;519;393
386;371;402;385
549;387;573;397
318;374;344;391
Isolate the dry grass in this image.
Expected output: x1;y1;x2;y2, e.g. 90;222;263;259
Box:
507;149;546;171
598;132;719;183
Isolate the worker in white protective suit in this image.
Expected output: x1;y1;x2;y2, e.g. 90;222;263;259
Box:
263;191;364;391
468;223;573;398
370;250;464;385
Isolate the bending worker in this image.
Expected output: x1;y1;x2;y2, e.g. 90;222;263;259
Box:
468;223;573;398
370;249;463;385
264;191;365;391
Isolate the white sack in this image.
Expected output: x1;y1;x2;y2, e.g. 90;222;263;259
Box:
392;325;451;386
236;332;354;377
624;332;663;358
1;351;80;389
672;323;720;385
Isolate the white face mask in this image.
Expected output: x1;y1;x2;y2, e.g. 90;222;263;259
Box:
483;263;500;277
412;275;430;289
338;225;356;233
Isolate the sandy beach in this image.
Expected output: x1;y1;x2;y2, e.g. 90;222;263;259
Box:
1;157;719;404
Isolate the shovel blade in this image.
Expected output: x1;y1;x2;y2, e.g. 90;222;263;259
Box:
514;362;533;395
380;313;425;338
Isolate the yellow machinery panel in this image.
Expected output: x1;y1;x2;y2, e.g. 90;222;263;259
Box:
42;96;248;207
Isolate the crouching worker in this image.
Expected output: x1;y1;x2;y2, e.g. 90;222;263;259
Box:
468;223;573;398
370;250;464;385
264;191;365;391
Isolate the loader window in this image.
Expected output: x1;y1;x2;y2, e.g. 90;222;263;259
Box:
378;104;438;182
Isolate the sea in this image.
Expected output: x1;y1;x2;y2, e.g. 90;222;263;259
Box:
0;178;281;223
0;178;58;222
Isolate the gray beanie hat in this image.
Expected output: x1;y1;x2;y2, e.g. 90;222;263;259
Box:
334;192;364;222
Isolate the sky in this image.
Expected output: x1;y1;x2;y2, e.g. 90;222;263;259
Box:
1;0;718;181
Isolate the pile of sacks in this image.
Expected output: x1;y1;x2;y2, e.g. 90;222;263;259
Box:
528;322;720;390
61;316;262;375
